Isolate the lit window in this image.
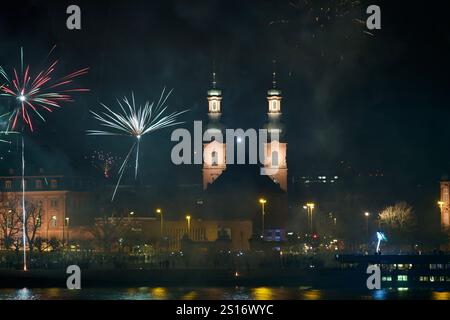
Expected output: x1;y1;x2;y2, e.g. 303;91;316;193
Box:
5;180;12;189
50;179;57;189
271;100;278;112
382;276;392;282
211;151;218;166
397;275;408;281
51;217;57;227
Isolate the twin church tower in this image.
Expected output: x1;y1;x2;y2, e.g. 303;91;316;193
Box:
202;70;288;192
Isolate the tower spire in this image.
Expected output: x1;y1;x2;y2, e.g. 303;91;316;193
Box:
207;62;222;114
272;59;277;89
212;60;217;89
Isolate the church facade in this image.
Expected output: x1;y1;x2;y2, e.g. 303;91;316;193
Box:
199;71;289;237
202;71;288;193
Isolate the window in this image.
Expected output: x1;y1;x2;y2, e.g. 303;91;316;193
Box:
271;101;278;112
419;276;428;282
35;180;43;189
50;199;58;207
272;151;279;167
50;217;57;227
212;101;217;112
211;151;218;166
50;179;58;189
5;180;12;189
382;276;392;282
397;275;408;282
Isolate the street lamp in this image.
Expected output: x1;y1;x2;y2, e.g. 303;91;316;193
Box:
63;217;70;250
186;215;191;238
47;215;57;240
156;208;163;238
259;198;267;239
306;203;315;234
364;212;370;240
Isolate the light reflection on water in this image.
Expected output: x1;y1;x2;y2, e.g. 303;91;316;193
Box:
0;287;448;300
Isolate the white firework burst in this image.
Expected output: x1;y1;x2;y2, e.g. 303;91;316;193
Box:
87;88;187;200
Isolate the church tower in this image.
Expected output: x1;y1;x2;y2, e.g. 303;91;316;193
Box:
203;72;227;190
263;65;288;192
439;179;450;230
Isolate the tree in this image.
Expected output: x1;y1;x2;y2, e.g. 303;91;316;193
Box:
378;202;416;245
0;194;21;250
90;215;126;253
0;193;43;254
20;200;43;255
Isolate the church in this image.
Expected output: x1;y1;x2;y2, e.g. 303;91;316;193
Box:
199;71;289;240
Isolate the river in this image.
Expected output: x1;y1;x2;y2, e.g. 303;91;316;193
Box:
0;287;449;300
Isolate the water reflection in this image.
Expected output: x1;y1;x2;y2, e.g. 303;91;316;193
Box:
372;289;387;300
432;291;450;300
252;287;273;300
301;289;322;300
151;287;168;300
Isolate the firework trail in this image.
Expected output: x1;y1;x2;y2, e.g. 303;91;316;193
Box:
87;88;187;201
0;47;89;132
0;47;89;271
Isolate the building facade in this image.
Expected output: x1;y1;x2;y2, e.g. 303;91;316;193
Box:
0;173;98;243
202;71;288;192
440;180;450;230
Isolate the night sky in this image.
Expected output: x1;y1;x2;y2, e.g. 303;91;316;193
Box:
1;0;450;202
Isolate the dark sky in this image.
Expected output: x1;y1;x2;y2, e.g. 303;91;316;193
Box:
1;0;450;196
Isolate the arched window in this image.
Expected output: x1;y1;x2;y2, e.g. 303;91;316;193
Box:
272;151;279;167
212;101;217;112
272;101;277;111
212;151;218;166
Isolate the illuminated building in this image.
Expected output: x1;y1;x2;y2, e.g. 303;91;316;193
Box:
0;168;98;242
439;179;450;229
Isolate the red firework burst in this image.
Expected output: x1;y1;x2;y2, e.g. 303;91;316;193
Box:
0;47;89;132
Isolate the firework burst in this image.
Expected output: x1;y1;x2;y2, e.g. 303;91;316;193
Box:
0;47;89;132
88;150;120;178
87;88;187;200
0;46;89;272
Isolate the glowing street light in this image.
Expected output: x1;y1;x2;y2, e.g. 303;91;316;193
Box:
47;215;57;240
438;201;444;210
186;215;191;237
306;203;315;234
156;208;163;238
259;198;267;239
364;212;370;245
